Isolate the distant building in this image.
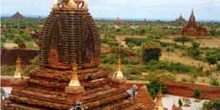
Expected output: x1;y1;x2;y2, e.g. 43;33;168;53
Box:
114;17;124;28
11;12;24;20
175;14;186;23
181;10;208;37
143;18;148;25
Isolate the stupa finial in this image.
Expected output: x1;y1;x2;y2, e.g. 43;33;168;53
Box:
52;0;59;10
154;85;164;110
14;55;23;79
68;61;81;87
67;0;77;9
189;9;196;23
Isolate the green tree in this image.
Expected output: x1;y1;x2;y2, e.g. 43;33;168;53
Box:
13;35;26;49
141;42;161;62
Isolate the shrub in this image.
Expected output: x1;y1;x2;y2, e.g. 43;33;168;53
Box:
202;98;220;110
210;78;220;87
205;48;220;65
178;98;183;107
193;89;201;98
217;64;220;71
166;62;196;73
147;79;167;99
188;42;201;59
125;37;153;46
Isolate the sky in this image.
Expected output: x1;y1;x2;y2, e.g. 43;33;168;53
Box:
1;0;220;21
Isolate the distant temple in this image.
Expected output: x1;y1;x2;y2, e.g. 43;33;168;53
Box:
143;18;148;24
2;0;154;109
11;12;24;20
175;14;186;23
114;17;124;28
181;10;208;36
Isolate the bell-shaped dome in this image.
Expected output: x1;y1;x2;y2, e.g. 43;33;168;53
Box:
40;0;100;69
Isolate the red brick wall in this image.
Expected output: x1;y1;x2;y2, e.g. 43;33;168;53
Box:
1;49;39;65
163;81;220;100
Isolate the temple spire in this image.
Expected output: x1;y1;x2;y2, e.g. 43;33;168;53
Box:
68;62;81;87
14;56;23;79
154;85;164;110
189;9;196;23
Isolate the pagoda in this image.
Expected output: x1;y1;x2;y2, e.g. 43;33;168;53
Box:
175;14;186;23
2;0;154;110
181;10;208;36
11;12;24;20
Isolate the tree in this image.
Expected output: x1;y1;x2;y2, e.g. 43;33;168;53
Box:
13;35;26;49
141;42;161;62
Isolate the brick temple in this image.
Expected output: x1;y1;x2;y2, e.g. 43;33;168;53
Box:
175;14;186;23
11;12;24;20
2;0;155;109
181;10;208;36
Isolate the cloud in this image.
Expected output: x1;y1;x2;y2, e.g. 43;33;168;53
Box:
2;0;220;21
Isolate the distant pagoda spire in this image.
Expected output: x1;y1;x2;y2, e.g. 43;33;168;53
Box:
68;61;81;87
154;86;164;110
14;56;23;79
189;9;196;23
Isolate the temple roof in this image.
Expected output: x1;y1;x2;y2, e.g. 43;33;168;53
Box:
11;12;24;20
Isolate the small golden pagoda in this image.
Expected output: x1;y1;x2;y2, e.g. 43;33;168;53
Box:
113;58;125;79
13;56;23;79
154;86;165;110
68;62;81;87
